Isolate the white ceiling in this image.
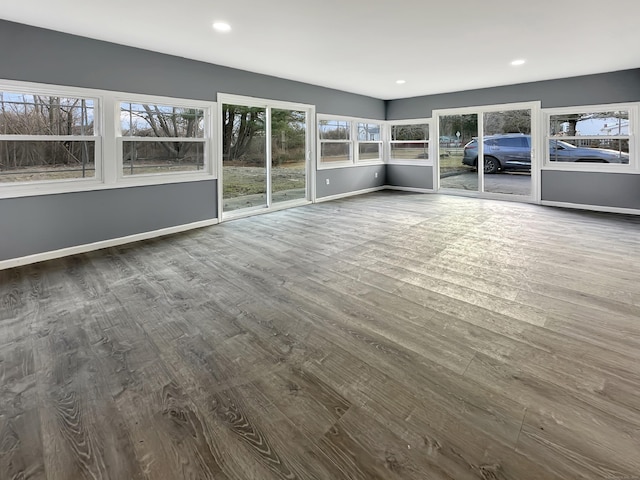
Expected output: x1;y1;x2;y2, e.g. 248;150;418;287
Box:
3;0;640;100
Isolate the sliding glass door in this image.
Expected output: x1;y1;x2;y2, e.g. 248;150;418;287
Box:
439;113;478;192
437;103;537;200
271;108;307;205
222;105;267;212
482;109;532;196
220;97;313;217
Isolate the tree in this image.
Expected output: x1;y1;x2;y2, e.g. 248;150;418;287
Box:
122;103;203;164
222;106;306;165
439;114;478;143
392;123;428;141
483;110;531;135
271;109;306;165
0;94;93;173
222;105;265;163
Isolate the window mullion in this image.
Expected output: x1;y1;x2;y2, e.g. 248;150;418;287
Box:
102;93;117;184
266;106;272;208
352;122;358;164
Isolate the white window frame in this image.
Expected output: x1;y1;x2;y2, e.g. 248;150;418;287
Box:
387;118;432;165
114;92;215;183
0;80;103;198
317;114;384;169
318;116;353;168
0;79;217;199
355;121;383;164
542;103;639;174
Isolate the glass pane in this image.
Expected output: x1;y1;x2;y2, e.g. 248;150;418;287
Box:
320;142;350;163
222;104;267;212
391;124;429;141
271;109;306;203
0;93;94;135
483;109;531;196
120;103;204;137
319;119;350;140
0;140;95;182
122;141;204;176
358;123;381;141
549;139;629;164
390;142;429;160
549;111;628;136
358;143;380;160
439;114;477;191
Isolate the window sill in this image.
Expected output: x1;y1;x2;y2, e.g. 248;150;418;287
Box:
0;173;216;199
317;162;356;170
388;160;433;166
541;164;639;174
355;159;384;166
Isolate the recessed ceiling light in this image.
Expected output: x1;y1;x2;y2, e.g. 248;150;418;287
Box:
510;59;526;66
396;80;406;84
212;22;231;32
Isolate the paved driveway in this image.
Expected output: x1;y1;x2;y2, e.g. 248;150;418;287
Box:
441;171;532;196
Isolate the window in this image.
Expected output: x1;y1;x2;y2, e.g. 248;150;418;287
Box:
357;122;382;162
544;105;636;170
319;118;351;165
318;116;384;168
119;101;208;177
0;80;217;199
389;121;430;162
0;89;99;183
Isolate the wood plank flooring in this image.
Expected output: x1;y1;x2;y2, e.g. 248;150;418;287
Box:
1;191;640;479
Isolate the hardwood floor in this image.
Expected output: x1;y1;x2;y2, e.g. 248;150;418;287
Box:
1;191;640;480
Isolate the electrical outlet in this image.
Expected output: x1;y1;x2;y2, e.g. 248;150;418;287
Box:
375;172;378;178
326;178;330;185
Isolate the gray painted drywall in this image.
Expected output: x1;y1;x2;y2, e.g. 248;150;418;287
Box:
316;165;386;198
0;20;384;119
387;165;433;190
541;171;640;210
0;181;217;261
386;69;640;120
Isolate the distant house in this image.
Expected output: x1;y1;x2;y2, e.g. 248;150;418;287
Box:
574;116;629;135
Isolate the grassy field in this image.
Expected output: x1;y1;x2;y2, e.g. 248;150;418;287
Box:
222;164;305;198
1;154;467;186
0;162;205;182
0;165;97;182
439;152;473;174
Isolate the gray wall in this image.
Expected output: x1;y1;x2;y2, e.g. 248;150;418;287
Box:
386;69;640;209
316;165;386;198
387;165;433;190
387;69;640;119
0;181;216;261
0;20;384;119
541;171;640;210
0;20;385;261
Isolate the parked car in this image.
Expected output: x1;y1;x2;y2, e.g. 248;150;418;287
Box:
462;134;629;173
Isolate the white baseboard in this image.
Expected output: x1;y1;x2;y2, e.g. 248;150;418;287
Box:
541;200;640;216
0;218;218;271
384;186;435;194
315;186;385;203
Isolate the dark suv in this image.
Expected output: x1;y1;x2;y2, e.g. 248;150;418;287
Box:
462;134;629;173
